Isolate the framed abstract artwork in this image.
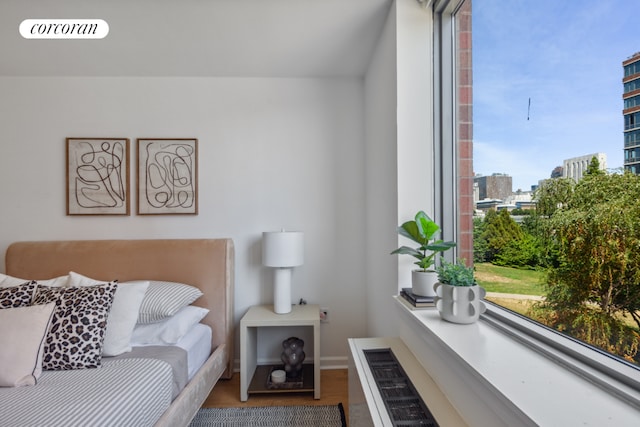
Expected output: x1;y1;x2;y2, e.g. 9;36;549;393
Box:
137;138;198;215
66;138;130;215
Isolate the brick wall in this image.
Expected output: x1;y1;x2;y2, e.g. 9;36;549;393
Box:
457;0;474;265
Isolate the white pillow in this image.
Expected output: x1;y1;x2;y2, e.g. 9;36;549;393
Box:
67;271;107;287
68;272;150;356
130;305;209;346
0;303;56;387
0;273;68;288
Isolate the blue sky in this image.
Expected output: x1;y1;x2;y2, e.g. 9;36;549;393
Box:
473;0;638;191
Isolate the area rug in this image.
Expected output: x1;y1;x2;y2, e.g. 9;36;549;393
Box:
189;403;346;427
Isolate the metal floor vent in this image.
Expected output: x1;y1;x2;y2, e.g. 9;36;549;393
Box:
363;348;439;427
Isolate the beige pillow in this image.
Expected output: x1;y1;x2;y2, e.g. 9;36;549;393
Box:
0;302;56;387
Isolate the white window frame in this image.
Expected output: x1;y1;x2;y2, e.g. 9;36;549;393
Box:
433;0;459;258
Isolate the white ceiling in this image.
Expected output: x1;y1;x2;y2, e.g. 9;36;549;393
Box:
0;0;393;77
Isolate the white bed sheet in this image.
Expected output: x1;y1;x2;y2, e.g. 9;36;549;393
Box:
175;323;212;380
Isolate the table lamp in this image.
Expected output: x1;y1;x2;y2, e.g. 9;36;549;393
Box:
262;230;304;314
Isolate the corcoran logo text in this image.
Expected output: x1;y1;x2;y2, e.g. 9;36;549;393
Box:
19;19;109;39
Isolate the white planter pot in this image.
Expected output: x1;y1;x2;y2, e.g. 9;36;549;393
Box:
433;282;487;324
411;270;438;297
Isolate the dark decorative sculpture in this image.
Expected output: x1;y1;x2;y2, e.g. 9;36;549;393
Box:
281;336;305;379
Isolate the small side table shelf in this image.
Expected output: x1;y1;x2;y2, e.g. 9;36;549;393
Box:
240;304;321;401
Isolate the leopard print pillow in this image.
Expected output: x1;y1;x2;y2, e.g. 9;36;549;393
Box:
32;282;118;370
0;282;37;309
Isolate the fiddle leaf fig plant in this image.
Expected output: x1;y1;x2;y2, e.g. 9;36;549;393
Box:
436;259;476;287
391;211;456;272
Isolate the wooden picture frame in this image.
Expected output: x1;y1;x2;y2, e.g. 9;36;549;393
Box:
137;138;198;215
66;138;130;215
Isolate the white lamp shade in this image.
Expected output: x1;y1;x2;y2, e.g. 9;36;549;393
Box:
262;231;304;267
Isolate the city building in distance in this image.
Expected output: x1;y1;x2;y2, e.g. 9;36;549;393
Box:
563;153;607;182
623;52;640;174
474;173;512;201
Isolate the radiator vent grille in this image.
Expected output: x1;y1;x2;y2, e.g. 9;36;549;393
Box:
363;349;439;426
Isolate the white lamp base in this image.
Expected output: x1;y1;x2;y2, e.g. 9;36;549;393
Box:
273;268;292;314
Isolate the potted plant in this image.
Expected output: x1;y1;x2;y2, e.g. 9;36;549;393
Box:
433;260;486;324
391;211;456;297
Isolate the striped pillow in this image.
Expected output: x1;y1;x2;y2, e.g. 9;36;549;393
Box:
137;281;203;324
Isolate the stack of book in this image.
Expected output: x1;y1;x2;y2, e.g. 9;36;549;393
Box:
399;287;435;308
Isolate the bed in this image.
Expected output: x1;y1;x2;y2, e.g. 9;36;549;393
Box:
0;238;234;427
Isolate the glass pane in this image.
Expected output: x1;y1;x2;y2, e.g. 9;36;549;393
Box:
473;0;640;367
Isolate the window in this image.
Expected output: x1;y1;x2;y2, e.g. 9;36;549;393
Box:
625;60;640;77
472;0;640;370
625;129;640;147
625;79;640;93
415;2;640;422
625;95;640;110
627;112;639;130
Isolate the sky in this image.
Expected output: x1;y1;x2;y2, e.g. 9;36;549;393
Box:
473;0;639;191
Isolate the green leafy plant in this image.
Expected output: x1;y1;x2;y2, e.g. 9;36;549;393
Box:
436;259;476;287
391;211;456;272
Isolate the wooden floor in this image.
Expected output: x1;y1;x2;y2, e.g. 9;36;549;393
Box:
202;368;349;419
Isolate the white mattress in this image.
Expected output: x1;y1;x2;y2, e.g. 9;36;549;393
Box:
175;323;212;380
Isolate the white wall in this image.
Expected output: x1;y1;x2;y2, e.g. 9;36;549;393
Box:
396;0;434;284
364;0;434;338
364;1;399;338
0;76;368;365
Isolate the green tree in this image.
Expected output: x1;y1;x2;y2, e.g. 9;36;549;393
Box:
546;172;640;322
482;209;524;263
534;177;575;217
535;172;640;361
495;233;542;269
473;216;489;263
584;156;605;176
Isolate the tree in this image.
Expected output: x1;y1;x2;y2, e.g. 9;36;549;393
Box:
473;216;489;263
539;172;640;330
534;177;575;217
531;172;640;362
482;209;523;263
495;233;542;269
584;156;605;176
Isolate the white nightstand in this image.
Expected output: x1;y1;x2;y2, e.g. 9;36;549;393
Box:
240;304;321;401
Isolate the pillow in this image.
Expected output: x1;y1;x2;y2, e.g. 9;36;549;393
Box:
68;272;150;356
67;271;107;287
0;273;68;288
103;281;150;356
0;282;37;309
0;303;56;387
137;281;203;324
69;273;202;324
32;282;118;370
130;305;209;346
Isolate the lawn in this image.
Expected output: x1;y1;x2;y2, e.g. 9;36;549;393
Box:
474;263;545;296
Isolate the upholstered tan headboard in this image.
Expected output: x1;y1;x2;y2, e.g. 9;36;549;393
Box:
4;239;234;378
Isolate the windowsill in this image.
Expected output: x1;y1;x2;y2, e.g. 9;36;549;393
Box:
393;296;640;426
